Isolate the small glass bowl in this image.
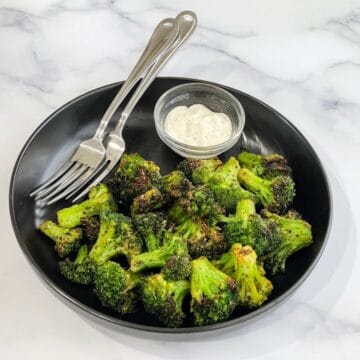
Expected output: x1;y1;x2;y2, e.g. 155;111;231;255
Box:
154;82;246;158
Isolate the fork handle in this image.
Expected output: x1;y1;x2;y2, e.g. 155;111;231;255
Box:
112;10;197;137
93;18;178;141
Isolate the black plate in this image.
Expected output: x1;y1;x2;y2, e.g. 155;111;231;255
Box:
9;77;331;333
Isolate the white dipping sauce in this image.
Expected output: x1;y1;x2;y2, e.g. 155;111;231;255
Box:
164;104;232;147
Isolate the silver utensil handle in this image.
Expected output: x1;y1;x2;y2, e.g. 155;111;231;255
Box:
112;10;197;137
93;18;179;141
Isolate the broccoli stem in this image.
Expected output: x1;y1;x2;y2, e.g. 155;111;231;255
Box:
57;201;95;228
173;280;191;305
238;168;266;191
146;234;160;252
235;199;256;225
130;249;169;272
57;184;116;228
237;168;273;205
130;234;186;272
191;257;231;299
218;198;255;225
39;220;82;258
126;271;142;290
40;220;65;239
74;244;88;263
88;221;119;263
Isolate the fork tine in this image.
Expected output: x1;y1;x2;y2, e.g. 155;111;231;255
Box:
46;165;100;205
65;160;107;201
35;162;85;200
71;160;117;203
35;162;82;200
30;161;74;197
38;164;88;203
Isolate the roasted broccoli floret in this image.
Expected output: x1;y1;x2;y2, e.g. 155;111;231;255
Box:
190;256;238;326
133;212;168;252
207;157;256;212
179;157;255;212
81;216;100;245
261;210;313;274
163;170;193;200
89;211;143;264
285;209;302;219
130;232;187;273
130;187;164;215
238;151;292;179
190;185;224;222
162;254;191;281
167;201;189;226
220;199;282;258
166;181;226;259
168;185;223;226
215;244;273;308
46;151;315;328
39;220;82;258
57;183;117;228
176;219;227;259
93;261;141;314
142;273;190;327
58;245;94;284
168;185;226;259
111;153;164;210
58;213;141;288
238;168;295;213
178;158;222;184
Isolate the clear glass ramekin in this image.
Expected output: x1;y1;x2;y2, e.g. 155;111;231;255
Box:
154;82;246;159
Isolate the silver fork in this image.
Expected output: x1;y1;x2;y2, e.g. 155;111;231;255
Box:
30;17;179;201
48;10;197;205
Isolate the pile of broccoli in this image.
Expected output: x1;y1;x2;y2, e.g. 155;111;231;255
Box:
39;151;312;327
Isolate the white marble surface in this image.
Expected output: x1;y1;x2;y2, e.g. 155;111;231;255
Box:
1;0;360;358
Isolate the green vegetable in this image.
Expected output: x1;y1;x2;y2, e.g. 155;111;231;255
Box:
39;220;82;258
130;188;164;215
179;157;255;212
162;254;191;281
237;168;295;213
59;245;94;284
190;256;238;326
57;183;116;228
133;212;168;252
176;219;226;259
262;210;313;274
215;244;273;307
167;184;226;259
111;153;164;212
94;261;141;314
42;149;313;328
142;273;190;327
237;151;292;179
163;170;193;201
80;216;100;244
89;211;143;264
220;199;282;258
130;232;187;273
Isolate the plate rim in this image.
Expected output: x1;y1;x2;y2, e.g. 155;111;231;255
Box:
9;76;333;333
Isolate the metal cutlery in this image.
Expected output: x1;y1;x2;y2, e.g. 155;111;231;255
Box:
70;11;197;203
33;10;197;206
30;17;179;201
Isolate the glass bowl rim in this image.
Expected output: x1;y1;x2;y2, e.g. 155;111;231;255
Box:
154;82;246;152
